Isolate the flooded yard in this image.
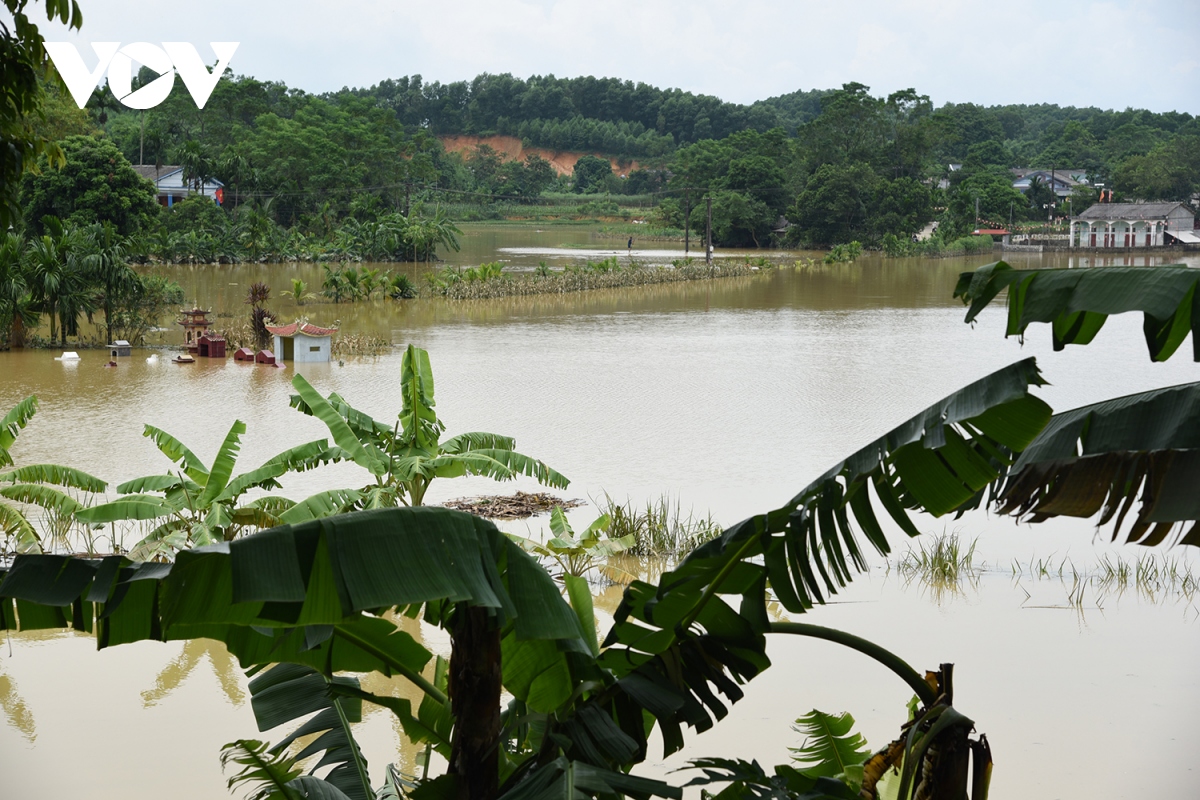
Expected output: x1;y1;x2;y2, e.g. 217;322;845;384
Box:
1;226;1197;798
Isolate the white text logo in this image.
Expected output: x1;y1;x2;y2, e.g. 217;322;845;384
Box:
45;42;239;110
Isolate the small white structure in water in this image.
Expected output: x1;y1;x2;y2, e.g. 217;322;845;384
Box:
54;351;80;361
266;320;338;364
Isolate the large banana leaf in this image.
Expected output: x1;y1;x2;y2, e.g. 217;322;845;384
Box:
289;390;392;444
0;507;590;683
0;484;85;517
217;440;339;503
248;663;372;800
197;420;248;508
0;395;39;467
399;344;443;452
997;381;1200;547
0;504;37;551
75;494;175;523
0;464;107;492
788;710;871;779
428;450;570;489
954;261;1200;361
441;432;518;454
584;359;1049;760
116;474;191;494
143;424;211;484
290;375;387;476
276;489;363;524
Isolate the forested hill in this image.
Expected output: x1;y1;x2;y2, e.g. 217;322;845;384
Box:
346;73;1196;168
346;74;825;157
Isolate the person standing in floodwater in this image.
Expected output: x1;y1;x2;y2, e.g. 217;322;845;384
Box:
627;236;633;255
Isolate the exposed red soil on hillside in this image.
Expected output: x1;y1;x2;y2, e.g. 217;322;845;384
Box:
437;134;641;177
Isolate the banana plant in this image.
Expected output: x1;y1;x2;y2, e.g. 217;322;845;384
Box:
0;395;106;553
74;420;346;559
289;343;569;508
507;506;633;582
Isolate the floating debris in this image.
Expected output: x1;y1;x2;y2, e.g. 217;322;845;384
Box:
442;491;584;520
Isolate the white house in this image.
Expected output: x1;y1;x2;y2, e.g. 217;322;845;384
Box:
265;321;338;364
1070;202;1197;248
133;165;224;208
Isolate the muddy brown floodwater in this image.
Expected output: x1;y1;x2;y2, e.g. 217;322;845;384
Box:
1;225;1197;798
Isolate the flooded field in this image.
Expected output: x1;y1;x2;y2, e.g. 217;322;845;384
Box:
1;225;1197;798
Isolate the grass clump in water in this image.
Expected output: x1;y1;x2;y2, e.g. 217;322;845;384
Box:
895;532;980;590
598;493;721;558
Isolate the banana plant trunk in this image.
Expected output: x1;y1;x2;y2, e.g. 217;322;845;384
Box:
449;604;501;800
916;663;971;800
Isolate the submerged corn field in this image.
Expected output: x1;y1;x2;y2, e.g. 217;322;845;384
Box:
428;257;767;300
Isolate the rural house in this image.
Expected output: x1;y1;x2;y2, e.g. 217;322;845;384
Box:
1012;168;1089;200
134;165;225;207
1070;202;1198;248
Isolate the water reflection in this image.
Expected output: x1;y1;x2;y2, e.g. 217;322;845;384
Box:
142;639;246;708
0;672;35;742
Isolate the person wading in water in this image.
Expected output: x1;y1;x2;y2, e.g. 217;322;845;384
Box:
627;236;633;256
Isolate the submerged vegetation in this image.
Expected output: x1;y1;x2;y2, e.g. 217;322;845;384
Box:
427;257;763;301
599;493;722;558
894;531;1197;608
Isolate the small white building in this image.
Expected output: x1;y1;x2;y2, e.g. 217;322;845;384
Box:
133;165;224;208
1070;202;1197;248
266;321;338;364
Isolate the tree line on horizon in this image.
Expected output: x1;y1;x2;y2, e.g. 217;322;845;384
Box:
15;65;1200;252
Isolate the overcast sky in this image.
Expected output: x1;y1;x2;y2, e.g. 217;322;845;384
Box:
28;0;1200;114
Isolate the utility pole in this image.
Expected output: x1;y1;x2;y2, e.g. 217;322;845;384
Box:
974;196;980;227
139;110;145;165
705;195;713;271
684;188;691;256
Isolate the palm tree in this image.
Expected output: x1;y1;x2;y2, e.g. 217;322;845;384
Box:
0;231;37;348
34;218;96;346
176;140;213;195
82;222;137;345
291;343;568;507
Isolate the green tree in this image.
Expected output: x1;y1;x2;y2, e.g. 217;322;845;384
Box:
789;163;879;244
1113;135;1200;200
105;273;184;344
0;231;37;348
20;135;160;235
942;169;1028;236
25;216;93;345
81;221;137;345
0;0;84;228
290;344;568;507
571;154;612;194
175;139;214;193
